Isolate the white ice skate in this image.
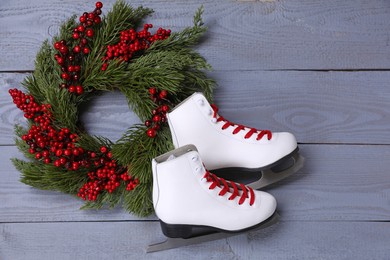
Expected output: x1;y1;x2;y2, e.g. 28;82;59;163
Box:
166;92;304;189
147;144;278;252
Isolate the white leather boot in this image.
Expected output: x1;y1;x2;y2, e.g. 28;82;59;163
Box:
152;144;277;239
166;92;304;189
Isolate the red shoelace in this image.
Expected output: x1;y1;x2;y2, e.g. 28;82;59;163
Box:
203;170;255;206
211;104;272;141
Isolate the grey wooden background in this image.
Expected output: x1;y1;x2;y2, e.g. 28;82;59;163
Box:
1;0;390;259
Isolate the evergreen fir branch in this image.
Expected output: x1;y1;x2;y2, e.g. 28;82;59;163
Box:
123;183;154;217
119;84;162;122
193;5;205;27
21;41;79;131
15;138;33;160
22;41;60;104
147;6;206;52
82;0;153;91
99;0;153;47
181;69;215;102
53;15;78;44
130;49;210;73
81;59;128;92
12;158;87;193
80;198;104;210
112;126;172;183
14;124;27;138
77;133;113;151
80;184;125;210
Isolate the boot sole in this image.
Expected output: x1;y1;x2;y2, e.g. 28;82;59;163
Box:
159;211;279;239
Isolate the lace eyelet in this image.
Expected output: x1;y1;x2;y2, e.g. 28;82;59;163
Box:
197;99;204;106
192;156;198;161
211;118;217;123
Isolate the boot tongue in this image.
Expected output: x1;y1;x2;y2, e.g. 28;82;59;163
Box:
167;154;176;161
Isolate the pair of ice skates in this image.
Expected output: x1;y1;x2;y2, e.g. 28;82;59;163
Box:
147;93;304;252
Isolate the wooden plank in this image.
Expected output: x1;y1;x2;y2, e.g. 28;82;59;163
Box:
1;221;389;259
1;0;390;71
1;144;389;223
2;71;390;145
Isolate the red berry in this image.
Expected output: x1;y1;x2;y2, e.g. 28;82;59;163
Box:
59;157;67;165
149;87;157;95
42;150;49;157
73;45;81;53
64;149;72;156
86;28;94;38
77;25;85;32
79;16;87;23
83;47;90;54
96;1;103;9
72;162;79;170
146;128;156;138
94;16;101;24
54;160;61;167
152;115;161;122
76;85;84;95
88;12;95;20
107;152;112;158
56;57;64;65
161;105;169;112
61;73;70;81
55;149;63;157
159;90;168;99
54;42;61;50
59;45;68;54
145;120;152;127
68;85;76;93
72;32;80;39
80;38;87;46
100;146;107;153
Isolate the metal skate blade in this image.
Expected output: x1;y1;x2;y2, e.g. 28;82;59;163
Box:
146;213;279;253
248;153;305;190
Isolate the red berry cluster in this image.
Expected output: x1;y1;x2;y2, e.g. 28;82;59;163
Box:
9;89;83;168
77;146;139;201
53;2;103;95
9;89;52;120
9;88;139;201
145;87;170;138
101;24;171;71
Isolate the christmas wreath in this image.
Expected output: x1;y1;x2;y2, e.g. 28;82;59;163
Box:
9;1;214;216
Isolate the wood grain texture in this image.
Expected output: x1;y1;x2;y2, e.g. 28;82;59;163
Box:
1;0;390;71
2;71;390;145
1;145;389;223
1;221;389;260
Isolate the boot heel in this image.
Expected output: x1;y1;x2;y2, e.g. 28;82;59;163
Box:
160;221;193;238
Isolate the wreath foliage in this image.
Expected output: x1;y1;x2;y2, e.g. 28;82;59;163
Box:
10;0;214;216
